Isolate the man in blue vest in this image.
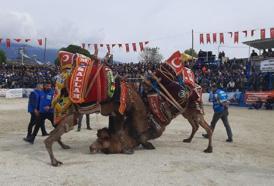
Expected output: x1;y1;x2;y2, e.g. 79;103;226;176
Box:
24;83;47;143
203;83;233;142
25;82;55;144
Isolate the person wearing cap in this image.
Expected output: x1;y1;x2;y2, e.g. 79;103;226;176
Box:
202;83;233;142
23;83;47;143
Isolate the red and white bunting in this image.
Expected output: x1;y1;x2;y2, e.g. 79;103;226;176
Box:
139;42;144;51
220;33;224;44
37;39;43;46
132;43;137;52
125;43;130;52
213;33;217;43
260;29;266;39
206;33;211;43
234;32;239;43
14;38;21;43
242;30;248;37
6;39;11;48
200;34;204;44
271;28;274;39
118;44;123;48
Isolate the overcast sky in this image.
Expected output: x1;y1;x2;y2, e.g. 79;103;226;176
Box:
1;0;274;62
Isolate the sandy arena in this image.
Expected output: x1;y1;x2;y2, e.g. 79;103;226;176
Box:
0;98;274;186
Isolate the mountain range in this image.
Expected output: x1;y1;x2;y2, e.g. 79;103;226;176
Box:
0;43;58;64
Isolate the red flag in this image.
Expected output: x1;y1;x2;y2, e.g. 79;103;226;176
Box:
234;32;239;43
228;32;233;38
38;39;43;46
14;38;21;43
242;30;248;37
165;51;182;75
213;33;217;43
270;28;274;39
200;34;204;44
220;33;224;44
94;44;98;54
144;41;149;45
125;43;130;52
25;39;31;42
260;29;266;39
132;43;137;52
106;44;110;52
6;39;11;48
118;44;122;48
112;44;116;48
206;33;211;43
251;29;255;37
139;42;144;51
81;43;85;49
100;44;104;47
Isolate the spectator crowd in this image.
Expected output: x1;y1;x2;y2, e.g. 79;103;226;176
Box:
0;53;272;93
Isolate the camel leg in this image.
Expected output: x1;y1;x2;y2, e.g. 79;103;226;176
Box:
44;114;75;166
183;116;199;143
198;115;213;153
57;138;71;149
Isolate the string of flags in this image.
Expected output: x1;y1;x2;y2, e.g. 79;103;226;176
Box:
81;41;149;53
0;38;44;48
199;28;274;44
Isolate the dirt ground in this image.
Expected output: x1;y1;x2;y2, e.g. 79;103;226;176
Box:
0;98;274;186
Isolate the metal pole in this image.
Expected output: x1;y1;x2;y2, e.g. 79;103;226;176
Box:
191;29;194;63
43;37;47;63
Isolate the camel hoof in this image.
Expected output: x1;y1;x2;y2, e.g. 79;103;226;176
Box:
122;148;134;154
142;142;155;150
203;146;213;153
62;144;71;149
183;138;192;143
51;159;63;167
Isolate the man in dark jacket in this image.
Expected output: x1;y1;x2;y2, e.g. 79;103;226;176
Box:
23;83;47;143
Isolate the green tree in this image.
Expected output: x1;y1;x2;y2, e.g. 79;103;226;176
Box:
55;45;92;66
184;48;198;58
0;49;7;65
139;47;163;63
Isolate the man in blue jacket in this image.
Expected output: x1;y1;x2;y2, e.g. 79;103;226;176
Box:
25;83;55;143
203;84;233;142
23;83;48;143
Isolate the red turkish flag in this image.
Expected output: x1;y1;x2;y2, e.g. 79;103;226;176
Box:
139;42;144;51
118;44;122;48
25;39;31;42
200;34;204;44
270;28;274;39
165;51;182;75
220;33;224;44
260;29;266;39
144;41;149;45
94;44;98;55
182;67;195;88
14;38;21;43
213;33;217;43
132;43;137;52
125;43;130;52
81;43;85;49
106;44;110;52
234;32;239;43
6;39;11;48
251;29;255;37
206;33;211;43
242;30;248;37
38;39;43;46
